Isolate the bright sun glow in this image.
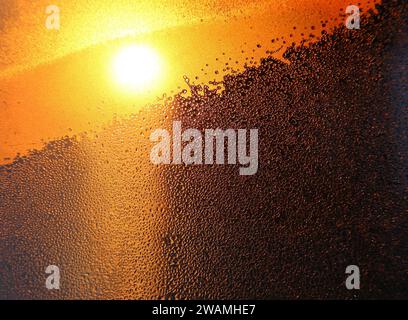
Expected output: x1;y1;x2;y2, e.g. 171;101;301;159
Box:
113;45;161;91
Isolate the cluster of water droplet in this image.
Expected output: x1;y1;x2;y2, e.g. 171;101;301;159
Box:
0;0;407;299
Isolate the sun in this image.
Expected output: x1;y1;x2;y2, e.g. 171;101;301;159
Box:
113;45;161;91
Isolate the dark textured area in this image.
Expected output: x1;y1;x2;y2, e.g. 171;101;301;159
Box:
0;0;407;299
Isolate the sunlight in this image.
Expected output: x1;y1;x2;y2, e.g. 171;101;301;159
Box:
113;45;161;91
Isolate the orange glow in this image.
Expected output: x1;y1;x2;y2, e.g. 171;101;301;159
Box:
0;0;379;164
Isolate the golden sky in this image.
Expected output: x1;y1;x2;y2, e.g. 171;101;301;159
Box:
0;0;378;163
